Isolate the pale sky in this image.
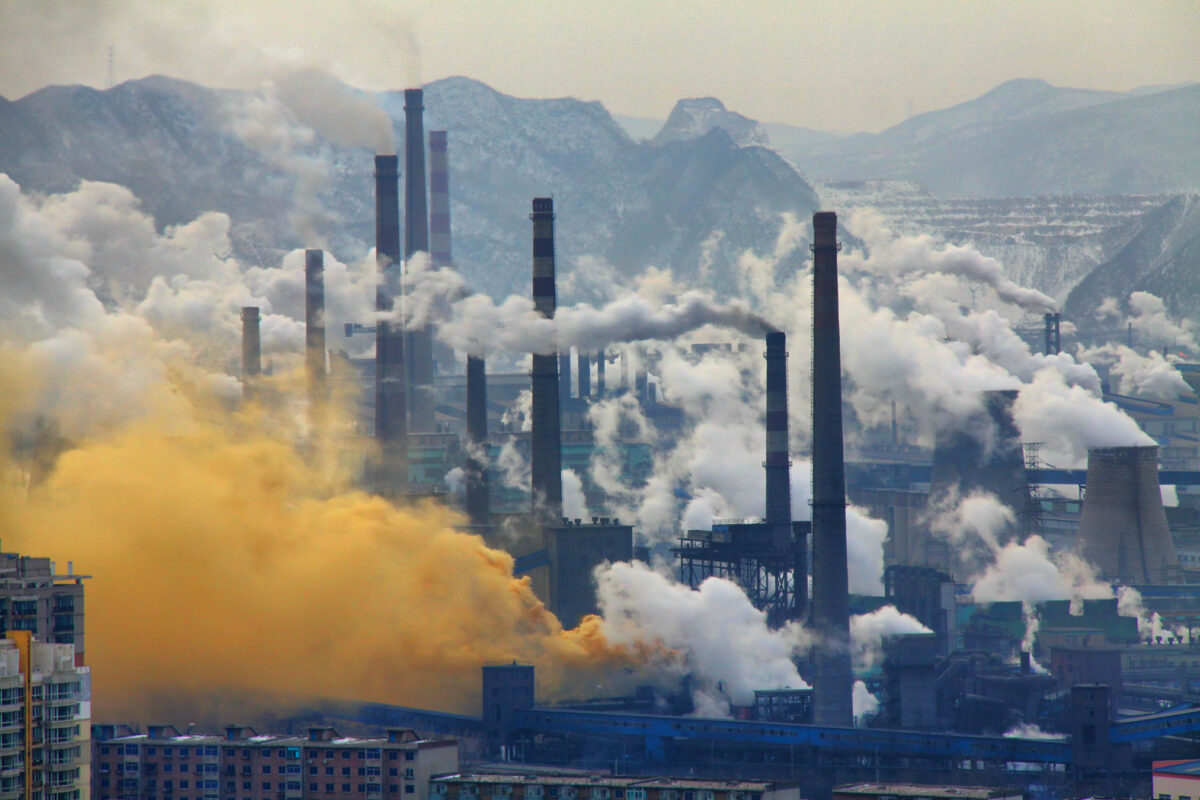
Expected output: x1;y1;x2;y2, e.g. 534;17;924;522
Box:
2;0;1198;132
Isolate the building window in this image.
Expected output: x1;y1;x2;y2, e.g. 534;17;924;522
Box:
405;752;415;762
406;786;415;794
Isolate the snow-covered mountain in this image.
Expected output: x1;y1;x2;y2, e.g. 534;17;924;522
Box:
0;75;819;302
651;97;768;149
820;180;1185;303
793;79;1200;197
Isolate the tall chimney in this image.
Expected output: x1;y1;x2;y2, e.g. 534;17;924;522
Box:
375;154;407;495
577;351;591;399
465;354;490;527
559;351;572;407
428;129;458;375
530;197;563;526
241;306;261;402
404;88;436;432
305;249;326;412
810;211;852;727
429;131;452;268
764;331;791;529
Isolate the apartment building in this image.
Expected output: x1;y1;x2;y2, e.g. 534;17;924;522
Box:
92;724;457;800
0;632;91;800
0;551;88;665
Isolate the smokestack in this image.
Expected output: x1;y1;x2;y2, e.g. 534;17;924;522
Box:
635;366;648;403
305;249;326;412
530;197;562;526
764;331;791;528
428;130;458;374
241;306;261;402
596;350;606;397
559;351;572;407
810;211;852;727
577;351;591;399
375;154;407;495
465;354;490;527
1077;446;1178;584
428;131;452;268
404;88;436;432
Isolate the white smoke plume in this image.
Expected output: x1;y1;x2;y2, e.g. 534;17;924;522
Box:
849;605;932;670
970;535;1113;606
852;680;880;725
1004;723;1066;740
596;562;812;710
1077;342;1191;398
562;469;590;521
1097;291;1198;353
847;208;1058;313
1118;586;1189;644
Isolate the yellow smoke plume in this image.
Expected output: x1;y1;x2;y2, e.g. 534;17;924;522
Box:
0;353;664;724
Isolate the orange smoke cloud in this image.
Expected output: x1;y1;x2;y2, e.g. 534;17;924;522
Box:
0;363;664;723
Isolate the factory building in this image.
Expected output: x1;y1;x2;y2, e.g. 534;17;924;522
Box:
832;785;1020;800
91;724;458;800
0;633;91;800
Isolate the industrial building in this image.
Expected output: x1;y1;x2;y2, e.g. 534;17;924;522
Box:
90;724;458;800
212;94;1200;800
0;633;91;800
431;773;794;800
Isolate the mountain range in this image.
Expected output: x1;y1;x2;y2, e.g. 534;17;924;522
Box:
0;73;1197;325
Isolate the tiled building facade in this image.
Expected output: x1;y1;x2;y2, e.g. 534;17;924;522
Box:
92;725;457;800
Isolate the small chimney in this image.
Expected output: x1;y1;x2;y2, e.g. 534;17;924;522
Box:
596;349;606;396
305;249;327;413
1020;650;1032;675
577;351;591;399
465;354;490;527
428;131;452;268
241;306;261;402
530;197;562;526
404;88;435;433
375;154;407;495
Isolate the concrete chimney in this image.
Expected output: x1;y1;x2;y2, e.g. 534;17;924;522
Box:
305;249;326;412
530;197;562;526
559;351;572;407
810;210;852;727
428;129;458;375
404;88;436;432
375;154;407;495
596;350;606;397
428;131;452;268
1077;445;1178;584
241;306;261;402
465;354;490;527
764;330;791;532
577;351;591;399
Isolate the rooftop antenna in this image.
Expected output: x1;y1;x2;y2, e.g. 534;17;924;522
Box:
107;45;115;88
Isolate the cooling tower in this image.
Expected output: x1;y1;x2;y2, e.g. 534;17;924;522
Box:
375;154;407;494
241;306;261;402
404;88;436;432
465;354;490;527
810;210;853;727
304;249;326;411
530;198;563;526
1077;446;1178;584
